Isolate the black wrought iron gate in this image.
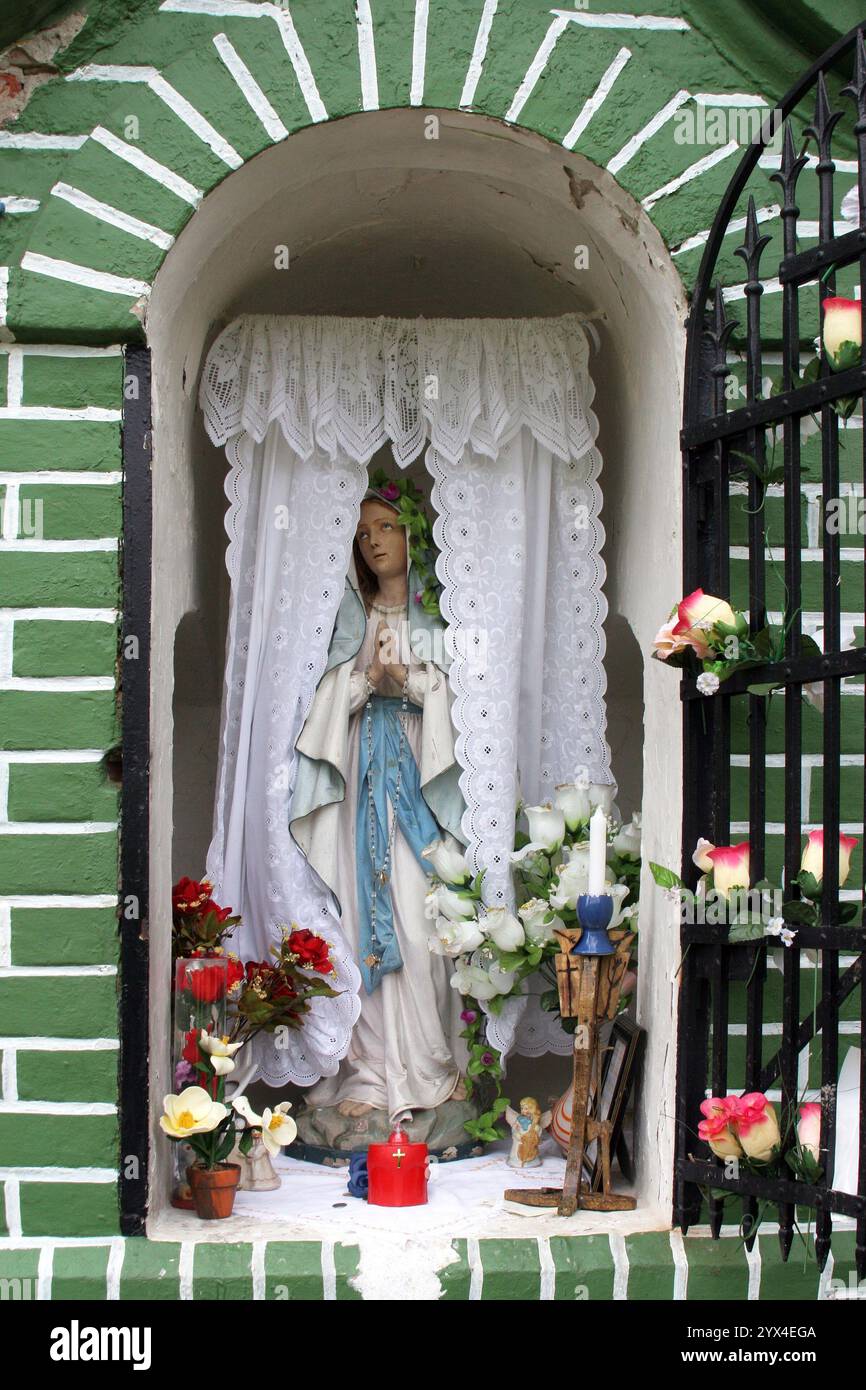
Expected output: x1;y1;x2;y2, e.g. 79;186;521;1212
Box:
676;24;866;1276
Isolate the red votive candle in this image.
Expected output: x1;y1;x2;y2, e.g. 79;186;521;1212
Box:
367;1127;429;1207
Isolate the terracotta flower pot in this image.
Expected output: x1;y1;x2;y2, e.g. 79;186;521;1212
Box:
187;1162;241;1220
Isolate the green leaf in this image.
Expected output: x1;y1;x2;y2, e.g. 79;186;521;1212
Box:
539;988;559;1012
727;922;765;943
795;871;822;901
746;683;780;698
838;903;860;924
801;355;821;384
497;950;526;972
781;901;818;927
492;1097;510;1117
649;861;685;892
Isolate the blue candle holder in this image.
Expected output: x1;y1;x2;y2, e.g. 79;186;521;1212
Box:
572;893;616;956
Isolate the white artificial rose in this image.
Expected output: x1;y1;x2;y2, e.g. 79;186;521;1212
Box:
553;783;591;832
606;883;631;930
518;898;564;947
487;959;517;994
483;907;525;952
611;812;641;858
449;962;499;1001
524;802;566;852
587;783;617;814
424;883;475;922
428;915;486;958
421;837;472;886
550;846;613;910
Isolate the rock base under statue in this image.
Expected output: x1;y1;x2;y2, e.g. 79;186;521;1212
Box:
290;1099;485;1165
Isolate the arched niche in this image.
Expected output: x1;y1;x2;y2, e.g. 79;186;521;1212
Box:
145;108;686;1228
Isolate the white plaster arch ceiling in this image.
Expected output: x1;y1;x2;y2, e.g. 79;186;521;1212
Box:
145;108;686;1221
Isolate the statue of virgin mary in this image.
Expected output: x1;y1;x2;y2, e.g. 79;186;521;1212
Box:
289;476;474;1149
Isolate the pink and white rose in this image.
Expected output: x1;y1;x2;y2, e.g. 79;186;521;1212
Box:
706;841;750;899
800;829;859;888
797;1102;821;1163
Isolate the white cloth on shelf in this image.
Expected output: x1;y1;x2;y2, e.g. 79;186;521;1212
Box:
201;314;611;1082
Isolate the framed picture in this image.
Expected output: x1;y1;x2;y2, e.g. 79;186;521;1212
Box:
587;1018;645;1191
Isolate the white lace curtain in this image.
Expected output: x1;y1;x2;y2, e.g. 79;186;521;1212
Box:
200;314;611;1081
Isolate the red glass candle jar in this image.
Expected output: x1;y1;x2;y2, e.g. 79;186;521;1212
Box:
367;1127;429;1207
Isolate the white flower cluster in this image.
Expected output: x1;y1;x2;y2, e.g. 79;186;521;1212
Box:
421;781;642;1002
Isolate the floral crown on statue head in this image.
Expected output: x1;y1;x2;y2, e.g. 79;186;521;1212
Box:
365;468;443;618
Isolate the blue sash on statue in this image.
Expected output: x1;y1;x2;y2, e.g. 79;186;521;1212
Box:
356;695;440;994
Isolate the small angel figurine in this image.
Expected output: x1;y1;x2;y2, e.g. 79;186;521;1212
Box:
505;1096;552;1169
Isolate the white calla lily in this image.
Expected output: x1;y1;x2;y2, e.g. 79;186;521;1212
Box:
160;1087;227;1139
421;837;472;885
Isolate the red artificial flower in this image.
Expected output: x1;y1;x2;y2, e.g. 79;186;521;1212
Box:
287;928;333;975
172;876;214;914
226;956;245;992
183;960;227;1003
181;1028;201;1064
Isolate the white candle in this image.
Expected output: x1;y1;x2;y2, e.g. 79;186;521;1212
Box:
588;805;607;895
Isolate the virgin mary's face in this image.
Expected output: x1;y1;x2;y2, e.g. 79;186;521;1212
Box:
355;500;407;579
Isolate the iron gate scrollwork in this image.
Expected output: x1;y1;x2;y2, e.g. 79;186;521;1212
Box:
677;24;866;1276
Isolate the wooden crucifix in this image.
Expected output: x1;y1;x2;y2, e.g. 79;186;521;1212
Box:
504;927;637;1215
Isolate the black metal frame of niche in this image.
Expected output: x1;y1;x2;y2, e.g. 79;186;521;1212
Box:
675;25;866;1276
119;345;152;1235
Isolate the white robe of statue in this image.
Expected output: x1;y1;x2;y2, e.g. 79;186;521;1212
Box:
292;494;468;1121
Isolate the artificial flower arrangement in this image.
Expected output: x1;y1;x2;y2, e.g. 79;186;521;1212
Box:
695;1091;823;1245
171;875;240;960
649;828;859;947
650;588;821;698
698;1092;822;1181
169;880;338;1217
421;783;641;1143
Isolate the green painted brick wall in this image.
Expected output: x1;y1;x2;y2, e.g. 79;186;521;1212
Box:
20;354;122;409
0;420;121;471
17;1182;119;1238
7;762;119;821
0;831;116;894
0;1112;117;1168
0;550;119;606
16;1048;118;1103
0;975;118;1038
15;487;122;543
0;692;117;749
9;905;118;966
12;619;117;677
